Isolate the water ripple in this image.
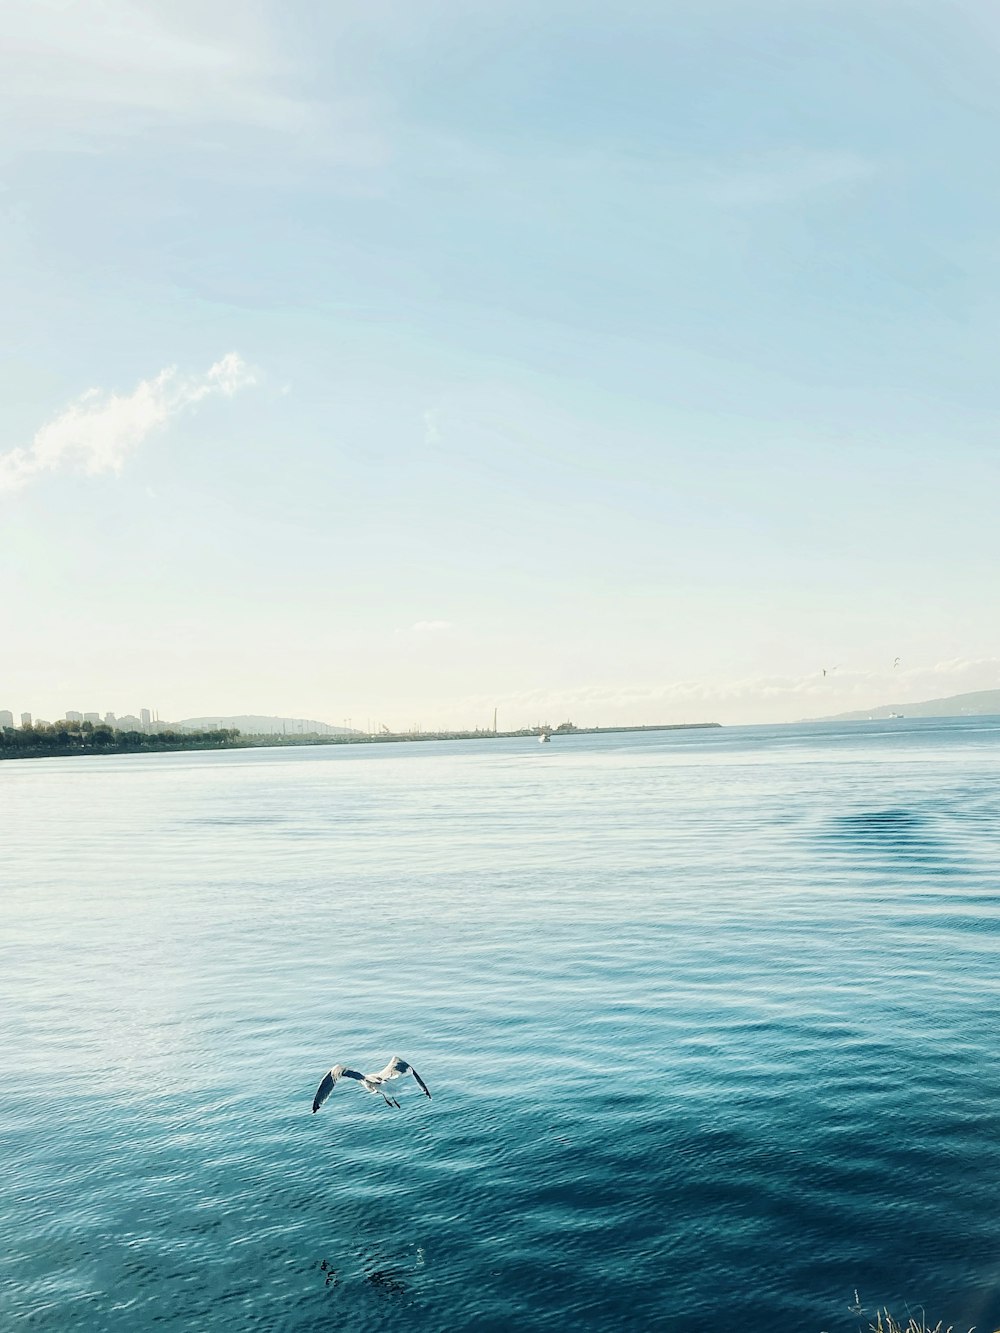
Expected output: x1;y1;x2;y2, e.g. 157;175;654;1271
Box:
2;724;1000;1330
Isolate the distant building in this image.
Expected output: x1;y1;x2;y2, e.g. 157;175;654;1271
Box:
140;708;152;729
104;712;116;727
84;712;100;724
118;714;141;730
65;711;82;723
0;710;13;728
21;712;31;728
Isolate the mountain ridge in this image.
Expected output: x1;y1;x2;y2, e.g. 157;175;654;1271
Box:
810;688;1000;722
176;714;357;736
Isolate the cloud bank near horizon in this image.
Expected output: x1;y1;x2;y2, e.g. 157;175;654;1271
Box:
455;657;1000;728
0;353;257;494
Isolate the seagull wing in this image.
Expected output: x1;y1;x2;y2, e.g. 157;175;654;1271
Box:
372;1055;431;1098
312;1064;364;1113
409;1064;432;1098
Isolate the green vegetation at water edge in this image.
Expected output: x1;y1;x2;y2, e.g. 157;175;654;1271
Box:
0;720;243;760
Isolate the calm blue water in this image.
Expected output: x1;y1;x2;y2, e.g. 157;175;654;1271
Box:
2;719;999;1331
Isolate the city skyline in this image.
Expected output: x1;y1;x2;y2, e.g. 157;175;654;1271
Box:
3;705;157;730
0;706;354;736
4;2;1000;726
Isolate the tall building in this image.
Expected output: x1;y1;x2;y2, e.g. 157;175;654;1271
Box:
140;708;152;729
84;712;100;724
104;712;116;727
0;710;13;727
65;711;82;723
21;712;31;727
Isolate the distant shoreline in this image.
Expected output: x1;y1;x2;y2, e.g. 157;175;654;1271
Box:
0;721;721;762
316;722;723;745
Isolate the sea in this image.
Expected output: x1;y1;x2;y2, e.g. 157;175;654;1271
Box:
2;718;999;1332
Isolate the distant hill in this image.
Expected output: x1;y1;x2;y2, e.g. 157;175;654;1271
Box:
814;688;1000;722
175;715;358;736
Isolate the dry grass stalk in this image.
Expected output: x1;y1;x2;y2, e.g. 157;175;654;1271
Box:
869;1310;975;1333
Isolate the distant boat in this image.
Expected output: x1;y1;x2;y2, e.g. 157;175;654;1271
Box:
887;712;904;719
539;732;551;743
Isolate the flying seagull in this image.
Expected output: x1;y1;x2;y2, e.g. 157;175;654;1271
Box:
312;1056;431;1112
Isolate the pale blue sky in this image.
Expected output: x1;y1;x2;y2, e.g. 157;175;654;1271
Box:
3;0;999;727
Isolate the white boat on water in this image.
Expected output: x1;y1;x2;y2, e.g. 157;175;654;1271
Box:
539;731;551;743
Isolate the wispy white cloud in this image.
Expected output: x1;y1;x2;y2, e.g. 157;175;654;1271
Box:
2;0;310;138
422;409;443;447
0;0;387;175
409;620;453;633
426;137;878;216
0;352;257;493
691;149;876;207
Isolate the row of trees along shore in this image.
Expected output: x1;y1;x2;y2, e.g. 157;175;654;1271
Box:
0;720;243;759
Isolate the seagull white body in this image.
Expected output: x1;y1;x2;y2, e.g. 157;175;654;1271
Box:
312;1055;431;1112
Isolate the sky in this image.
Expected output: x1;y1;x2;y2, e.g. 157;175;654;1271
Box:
3;0;1000;729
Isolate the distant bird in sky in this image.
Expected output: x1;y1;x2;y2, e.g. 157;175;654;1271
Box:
893;657;901;669
312;1056;431;1112
822;665;840;677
